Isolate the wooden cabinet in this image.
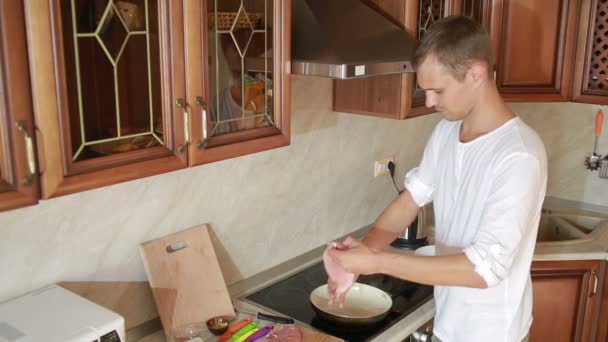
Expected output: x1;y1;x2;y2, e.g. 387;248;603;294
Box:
597;261;608;342
489;0;580;102
572;0;608;104
530;260;604;342
185;0;290;166
333;0;458;120
20;0;290;201
0;1;40;211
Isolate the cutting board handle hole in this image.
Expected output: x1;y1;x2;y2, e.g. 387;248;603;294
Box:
166;241;188;253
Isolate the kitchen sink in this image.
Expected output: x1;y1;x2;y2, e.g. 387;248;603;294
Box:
536;212;604;244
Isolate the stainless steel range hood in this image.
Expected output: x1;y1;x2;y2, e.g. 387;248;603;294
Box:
292;0;418;79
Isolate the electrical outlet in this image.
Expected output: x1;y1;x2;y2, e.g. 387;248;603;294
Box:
374;157;394;177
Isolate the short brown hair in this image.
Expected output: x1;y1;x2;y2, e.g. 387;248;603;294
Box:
413;16;493;81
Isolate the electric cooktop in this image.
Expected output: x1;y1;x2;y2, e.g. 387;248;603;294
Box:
244;261;433;341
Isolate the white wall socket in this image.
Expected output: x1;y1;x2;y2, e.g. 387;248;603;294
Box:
374;157;394;177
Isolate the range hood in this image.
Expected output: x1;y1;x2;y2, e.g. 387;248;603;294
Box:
291;0;418;79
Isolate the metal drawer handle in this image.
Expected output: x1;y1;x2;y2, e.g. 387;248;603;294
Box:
589;270;598;298
176;98;189;153
16;120;36;186
195;96;207;149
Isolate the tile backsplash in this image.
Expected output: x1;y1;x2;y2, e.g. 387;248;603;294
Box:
0;77;606;303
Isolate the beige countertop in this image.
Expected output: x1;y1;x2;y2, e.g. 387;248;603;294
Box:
134;201;608;341
225;206;608;342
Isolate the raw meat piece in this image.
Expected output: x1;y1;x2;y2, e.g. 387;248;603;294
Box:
323;236;356;306
266;325;301;342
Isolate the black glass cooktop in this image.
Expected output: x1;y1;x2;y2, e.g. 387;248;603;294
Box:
244;262;433;341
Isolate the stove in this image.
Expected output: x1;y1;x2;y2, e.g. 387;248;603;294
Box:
243;261;433;341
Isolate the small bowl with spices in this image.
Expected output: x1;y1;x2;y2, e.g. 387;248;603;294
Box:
206;316;234;336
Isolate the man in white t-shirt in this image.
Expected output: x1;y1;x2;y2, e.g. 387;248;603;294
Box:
327;16;547;342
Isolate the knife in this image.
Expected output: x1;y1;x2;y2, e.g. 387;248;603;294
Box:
228;322;258;342
235;309;295;324
243;325;273;342
218;318;253;342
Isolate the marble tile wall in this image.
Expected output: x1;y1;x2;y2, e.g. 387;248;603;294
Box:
0;77;606;303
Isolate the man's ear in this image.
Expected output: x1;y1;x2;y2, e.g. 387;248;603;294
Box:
468;62;488;87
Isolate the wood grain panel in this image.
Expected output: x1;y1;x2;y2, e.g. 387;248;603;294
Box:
187;0;290;167
492;0;580;101
0;0;40;211
530;274;582;341
24;0;187;199
139;225;234;336
572;0;608;104
530;260;602;342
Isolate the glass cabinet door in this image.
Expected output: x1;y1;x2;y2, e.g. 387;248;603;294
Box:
461;0;488;25
60;0;169;165
0;0;40;211
25;0;188;198
207;0;274;136
409;0;453;116
186;0;290;165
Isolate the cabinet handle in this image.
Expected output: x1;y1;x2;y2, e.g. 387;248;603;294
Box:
589;270;598;298
195;96;207;149
15;120;36;186
175;98;189;153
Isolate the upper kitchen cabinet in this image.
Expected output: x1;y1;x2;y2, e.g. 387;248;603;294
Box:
572;0;608;104
333;0;457;119
0;1;40;211
24;0;189;199
409;0;490;117
184;0;290;166
490;0;580;101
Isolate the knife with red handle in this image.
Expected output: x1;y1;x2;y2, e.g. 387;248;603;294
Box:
218;318;253;342
243;325;273;342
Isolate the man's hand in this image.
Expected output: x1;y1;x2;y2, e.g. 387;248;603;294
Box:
327;237;378;275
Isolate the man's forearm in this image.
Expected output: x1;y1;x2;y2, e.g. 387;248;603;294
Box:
363;191;420;250
373;252;487;288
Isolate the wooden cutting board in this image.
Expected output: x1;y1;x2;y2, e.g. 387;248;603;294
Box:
139;225;234;336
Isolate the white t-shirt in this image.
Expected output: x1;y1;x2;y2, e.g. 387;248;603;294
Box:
404;117;547;342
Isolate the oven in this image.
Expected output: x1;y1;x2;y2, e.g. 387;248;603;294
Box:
241;261;433;341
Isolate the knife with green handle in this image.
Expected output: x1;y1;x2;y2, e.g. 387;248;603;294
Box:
228;322;258;342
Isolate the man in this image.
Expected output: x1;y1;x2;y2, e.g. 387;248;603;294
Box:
327;16;547;342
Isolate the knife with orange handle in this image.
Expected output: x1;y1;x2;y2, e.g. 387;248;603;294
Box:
218;318;253;342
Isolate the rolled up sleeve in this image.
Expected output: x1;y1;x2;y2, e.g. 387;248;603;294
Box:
404;122;444;207
463;153;544;287
405;168;434;207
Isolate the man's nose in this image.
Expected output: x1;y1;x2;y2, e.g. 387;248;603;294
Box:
425;92;437;108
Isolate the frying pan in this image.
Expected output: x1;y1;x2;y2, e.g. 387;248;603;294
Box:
309;283;392;325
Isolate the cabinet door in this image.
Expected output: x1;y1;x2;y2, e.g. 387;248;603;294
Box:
185;0;290;166
489;0;580;102
572;0;608;104
24;0;188;199
596;261;608;342
0;1;40;211
530;260;602;342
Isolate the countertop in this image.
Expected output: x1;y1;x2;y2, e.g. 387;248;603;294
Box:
225;207;608;342
136;203;608;341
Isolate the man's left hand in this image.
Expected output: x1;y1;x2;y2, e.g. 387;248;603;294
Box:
327;238;378;275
